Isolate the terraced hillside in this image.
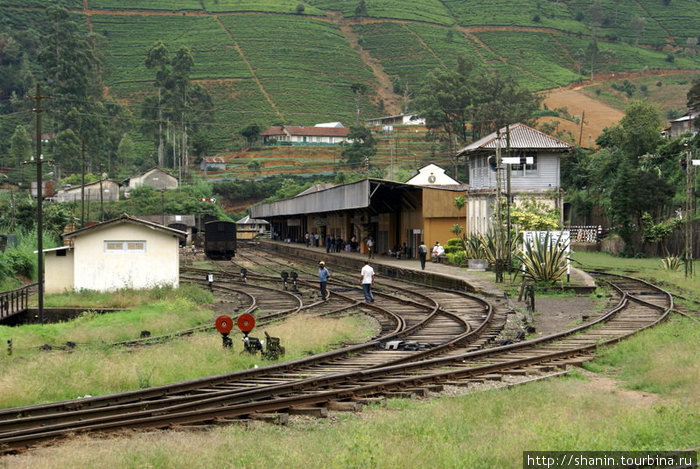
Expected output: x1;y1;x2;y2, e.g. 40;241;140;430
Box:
1;0;698;164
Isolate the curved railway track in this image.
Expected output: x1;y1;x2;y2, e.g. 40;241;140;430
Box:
0;261;671;453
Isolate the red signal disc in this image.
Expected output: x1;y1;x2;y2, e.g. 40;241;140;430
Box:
215;315;233;334
237;313;256;333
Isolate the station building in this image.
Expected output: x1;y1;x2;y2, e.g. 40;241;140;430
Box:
249;165;467;257
43;214;185;293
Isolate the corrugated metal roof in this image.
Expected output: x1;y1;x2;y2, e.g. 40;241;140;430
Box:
63;214;186;239
296;184;337;196
457;123;571;156
236;215;269;225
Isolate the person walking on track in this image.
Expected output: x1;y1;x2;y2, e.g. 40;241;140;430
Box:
418;240;428;270
318;261;330;300
360;260;375;303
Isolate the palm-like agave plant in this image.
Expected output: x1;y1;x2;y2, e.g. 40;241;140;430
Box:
481;228;521;265
517;232;569;283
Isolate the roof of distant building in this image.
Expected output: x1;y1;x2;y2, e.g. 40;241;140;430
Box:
63;214;186;239
260;125;350;137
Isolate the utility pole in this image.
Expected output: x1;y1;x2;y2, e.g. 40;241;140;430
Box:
506;125;512;273
685;144;694;278
578;111;585;146
33;84;47;325
81;140;86;227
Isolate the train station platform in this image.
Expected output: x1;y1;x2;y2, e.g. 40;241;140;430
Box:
257;240;596;298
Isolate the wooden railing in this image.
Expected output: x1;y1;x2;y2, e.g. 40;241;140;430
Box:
0;283;36;321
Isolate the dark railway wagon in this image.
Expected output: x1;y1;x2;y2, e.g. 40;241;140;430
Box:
204;221;237;260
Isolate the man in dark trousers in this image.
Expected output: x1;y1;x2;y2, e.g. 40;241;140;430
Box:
360;260;375;303
318;261;330;300
418;240;428;270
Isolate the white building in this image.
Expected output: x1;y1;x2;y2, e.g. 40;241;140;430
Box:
55;179;120;203
44;214;185;293
122;168;178;197
456;123;571;235
365;113;425;127
260;124;350;145
405;164;461;186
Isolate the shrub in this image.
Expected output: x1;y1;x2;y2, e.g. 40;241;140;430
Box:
516;232;569;283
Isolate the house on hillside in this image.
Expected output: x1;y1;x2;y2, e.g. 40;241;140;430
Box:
405;164;461;186
456;123;572;235
43;214;185;293
200;157;226;172
365;113;425;127
122;168;178;197
55;179;120;203
667;112;698;138
260;124;350;145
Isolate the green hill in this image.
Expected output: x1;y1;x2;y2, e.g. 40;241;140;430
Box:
0;0;697;175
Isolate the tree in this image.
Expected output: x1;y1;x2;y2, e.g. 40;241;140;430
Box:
341;125;376;169
629;16;646;46
295;3;305;14
354;0;368;17
350;82;369;123
413;56;480;176
9;125;31;182
144;41;170;167
142;43;213;175
241;124;262;146
54;129;82;175
688;79;700;132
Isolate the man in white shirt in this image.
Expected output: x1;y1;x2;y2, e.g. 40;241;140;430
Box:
360;261;375;303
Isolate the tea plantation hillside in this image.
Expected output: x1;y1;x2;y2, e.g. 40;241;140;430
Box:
0;0;697;158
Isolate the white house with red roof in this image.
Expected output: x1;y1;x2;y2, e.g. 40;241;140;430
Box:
260;123;351;145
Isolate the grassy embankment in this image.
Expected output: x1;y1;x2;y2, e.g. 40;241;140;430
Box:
0;284;377;408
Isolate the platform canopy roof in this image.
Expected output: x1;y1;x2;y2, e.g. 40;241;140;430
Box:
250;178;462;219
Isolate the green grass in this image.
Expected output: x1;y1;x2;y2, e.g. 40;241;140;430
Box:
87;0;203;10
3;316;697;467
0;301;375;407
571;251;700;301
586;317;699;398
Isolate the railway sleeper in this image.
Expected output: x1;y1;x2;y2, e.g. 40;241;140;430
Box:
289;406;329;418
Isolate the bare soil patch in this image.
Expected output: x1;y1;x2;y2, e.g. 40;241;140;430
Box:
540;89;624;146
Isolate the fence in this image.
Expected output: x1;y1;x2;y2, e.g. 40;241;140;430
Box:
0;283;35;321
565;225;602;244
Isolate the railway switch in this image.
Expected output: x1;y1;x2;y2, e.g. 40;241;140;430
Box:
243;336;264;354
207;273;214;292
261;332;285;360
290;271;299;291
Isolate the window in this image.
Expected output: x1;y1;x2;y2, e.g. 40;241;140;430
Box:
104;241;146;253
511;151;537;173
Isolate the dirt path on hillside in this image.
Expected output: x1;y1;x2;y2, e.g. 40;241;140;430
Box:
328;11;402;116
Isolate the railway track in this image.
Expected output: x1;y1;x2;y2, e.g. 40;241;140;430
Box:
0;258;670;453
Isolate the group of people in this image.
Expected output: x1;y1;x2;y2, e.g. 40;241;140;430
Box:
318;260;374;303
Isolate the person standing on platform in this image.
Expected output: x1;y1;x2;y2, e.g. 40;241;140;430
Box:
326;234;332;253
318;261;330;300
366;236;374;259
418;240;428;270
360;261;375;303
